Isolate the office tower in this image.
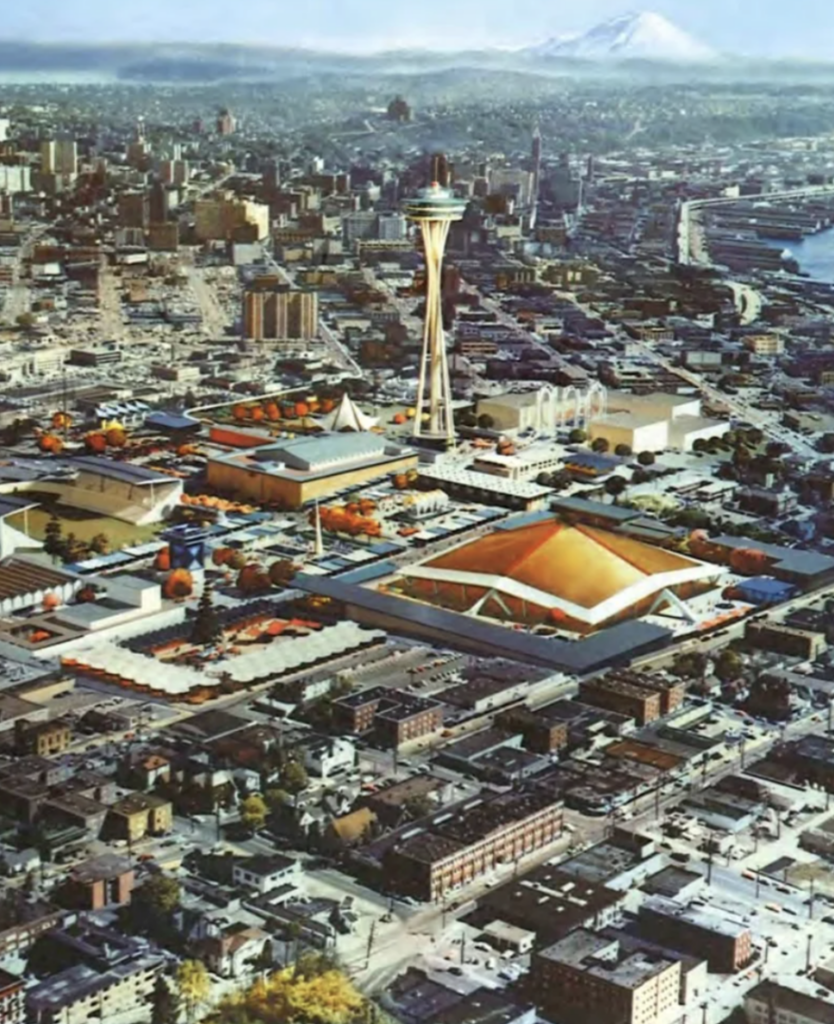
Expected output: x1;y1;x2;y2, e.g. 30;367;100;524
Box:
159;159;189;186
242;289;318;341
217;108;236;135
263;160;280;193
149;181;171;224
118;192;150;230
0;119;9;143
41;138;78;177
404;180;466;443
430;153;449;187
530;124;542;229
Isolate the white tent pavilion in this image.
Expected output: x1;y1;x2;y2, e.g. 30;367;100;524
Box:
321;393;378;432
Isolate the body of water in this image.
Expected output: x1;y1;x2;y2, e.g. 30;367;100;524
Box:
779;227;834;283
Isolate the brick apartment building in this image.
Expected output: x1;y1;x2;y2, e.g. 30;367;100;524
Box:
638;897;752;972
532;930;681;1024
578;671;685;726
494;706;569;754
332;687;443;748
59;854;135;911
381;791;563;901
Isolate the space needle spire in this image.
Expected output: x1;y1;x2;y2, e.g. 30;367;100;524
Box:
404;179;466;444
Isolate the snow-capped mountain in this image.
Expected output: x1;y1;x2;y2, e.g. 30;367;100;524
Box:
530;11;717;63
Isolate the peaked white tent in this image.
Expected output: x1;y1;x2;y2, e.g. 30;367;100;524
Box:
321;393;378;432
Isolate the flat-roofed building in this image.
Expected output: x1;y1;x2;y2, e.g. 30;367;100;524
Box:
746;982;834;1024
381;790;563;901
242;288;318;341
207;432;417;509
532;929;681;1024
638;896;752;972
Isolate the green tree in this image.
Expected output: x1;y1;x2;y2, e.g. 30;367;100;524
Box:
591;437;610;453
268;560;296;588
89;532;110;555
715;648;744;683
673;651;708;679
732;445;752;467
240;793;268;832
190;584;221;647
143;874;181;916
614;443;632;457
62;532;89;564
476;413;495;431
637;450;656;466
43;514;64;561
280;761;309;803
568;427;587;444
403;794;434;820
265;787;289;810
152;976;183;1024
605;476;627;502
176;960;211;1024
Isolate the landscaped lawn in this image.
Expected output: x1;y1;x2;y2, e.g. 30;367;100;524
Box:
7;495;162;550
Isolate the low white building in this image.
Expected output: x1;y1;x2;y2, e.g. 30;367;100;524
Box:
299;735;356;778
232;854;300;894
588;392;728;453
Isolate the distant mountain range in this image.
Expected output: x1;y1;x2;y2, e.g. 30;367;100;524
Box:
528;11;718;63
3;12;834;84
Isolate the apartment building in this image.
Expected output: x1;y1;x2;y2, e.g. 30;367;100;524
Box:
382;791;563;902
638;897;752;973
242;288;318;341
532;930;681;1024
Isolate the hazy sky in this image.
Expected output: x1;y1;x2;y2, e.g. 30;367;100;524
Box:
5;0;834;58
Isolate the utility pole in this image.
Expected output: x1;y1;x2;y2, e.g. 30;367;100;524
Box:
806;932;814;973
809;877;816;921
460;933;466;966
755;871;761;900
707;835;714;886
365;919;377;970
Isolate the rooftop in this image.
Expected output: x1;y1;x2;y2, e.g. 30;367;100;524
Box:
538;929;677;989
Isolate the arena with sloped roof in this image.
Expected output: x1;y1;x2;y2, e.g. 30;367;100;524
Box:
395;516;719;633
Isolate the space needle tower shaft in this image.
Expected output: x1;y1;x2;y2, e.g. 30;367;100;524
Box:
404;181;466;443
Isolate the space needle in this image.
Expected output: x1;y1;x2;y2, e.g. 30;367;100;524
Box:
404;180;467;444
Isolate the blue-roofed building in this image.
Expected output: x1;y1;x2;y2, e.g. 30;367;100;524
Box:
207;431;417;509
145;411;201;434
736;577;797;606
563;451;624;478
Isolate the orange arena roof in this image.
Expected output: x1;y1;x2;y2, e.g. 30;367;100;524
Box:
401;517;719;630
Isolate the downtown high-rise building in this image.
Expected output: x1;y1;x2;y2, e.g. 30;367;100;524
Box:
242;288;318;341
40;138;77;177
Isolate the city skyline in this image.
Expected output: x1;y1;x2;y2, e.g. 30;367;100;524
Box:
4;1;834;60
